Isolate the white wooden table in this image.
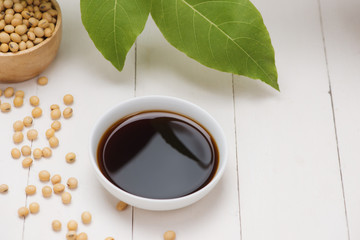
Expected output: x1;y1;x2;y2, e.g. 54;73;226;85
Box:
0;0;359;239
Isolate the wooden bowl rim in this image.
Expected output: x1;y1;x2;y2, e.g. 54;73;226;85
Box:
0;0;62;57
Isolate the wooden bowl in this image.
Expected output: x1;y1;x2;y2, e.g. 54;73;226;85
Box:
0;0;62;83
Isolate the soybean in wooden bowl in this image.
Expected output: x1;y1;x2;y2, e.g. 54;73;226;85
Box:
0;0;62;83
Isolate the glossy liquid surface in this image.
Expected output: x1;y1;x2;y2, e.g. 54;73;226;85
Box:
97;111;218;199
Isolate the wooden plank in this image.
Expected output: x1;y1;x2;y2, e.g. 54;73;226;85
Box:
134;18;241;240
22;1;135;239
0;81;37;240
319;0;360;238
234;0;349;239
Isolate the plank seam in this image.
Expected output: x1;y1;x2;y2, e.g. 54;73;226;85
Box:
134;41;138;97
132;40;137;240
232;74;243;240
22;77;38;240
317;0;350;239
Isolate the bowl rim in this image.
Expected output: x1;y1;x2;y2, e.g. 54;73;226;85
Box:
89;95;228;210
0;0;62;57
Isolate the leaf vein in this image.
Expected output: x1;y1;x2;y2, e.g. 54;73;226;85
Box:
225;38;234;69
233;36;268;48
116;2;132;25
175;0;185;50
192;12;201;58
89;0;114;24
192;0;254;12
218;21;263;32
207;25;218;65
113;0;120;68
94;8;115;34
181;0;275;84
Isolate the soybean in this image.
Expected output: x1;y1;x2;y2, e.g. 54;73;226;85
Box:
33;37;42;44
52;220;62;231
22;157;33;167
23;116;33;127
0;184;9;193
39;170;50;181
33;148;42;159
65;152;76;163
0;1;58;52
3;0;13;9
0;102;11;112
76;233;88;240
4;87;14;97
63;107;73;119
61;192;71;204
63;94;73;105
31;106;42;118
42;185;52;198
15;24;27;35
29;202;40;214
50;104;59;110
13;131;23;143
66;231;77;240
18;41;26;50
27;129;38;140
29;95;40;106
13;120;24;131
50;108;61;120
0;43;9;52
21;145;31;156
51;120;61;131
13;96;24;107
45;128;55;139
9;42;18;52
116;201;128;211
42;147;52;158
37;76;47;85
11;148;21;159
15;90;25;97
66;177;78;189
67;220;78;231
25;185;36;195
33;26;43;37
13;3;24;13
25;40;33;48
10;32;21;42
163;231;176;240
49;136;59;148
18;207;29;218
81;211;92;224
51;174;61;185
0;32;10;43
38;19;48;28
53;183;65;194
4;24;14;33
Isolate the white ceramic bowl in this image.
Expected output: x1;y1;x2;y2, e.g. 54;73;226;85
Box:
89;95;228;211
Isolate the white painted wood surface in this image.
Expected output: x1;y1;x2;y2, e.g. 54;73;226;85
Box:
319;0;360;239
235;0;348;239
0;0;358;239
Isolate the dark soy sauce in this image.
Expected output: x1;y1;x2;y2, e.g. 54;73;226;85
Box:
97;111;219;199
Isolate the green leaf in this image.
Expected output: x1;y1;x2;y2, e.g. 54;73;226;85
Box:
151;0;278;90
80;0;151;71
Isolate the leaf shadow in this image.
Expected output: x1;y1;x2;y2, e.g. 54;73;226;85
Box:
139;42;278;100
49;2;135;85
234;75;279;100
138;44;230;97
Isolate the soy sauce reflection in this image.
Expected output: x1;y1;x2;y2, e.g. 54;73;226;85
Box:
97;111;219;199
